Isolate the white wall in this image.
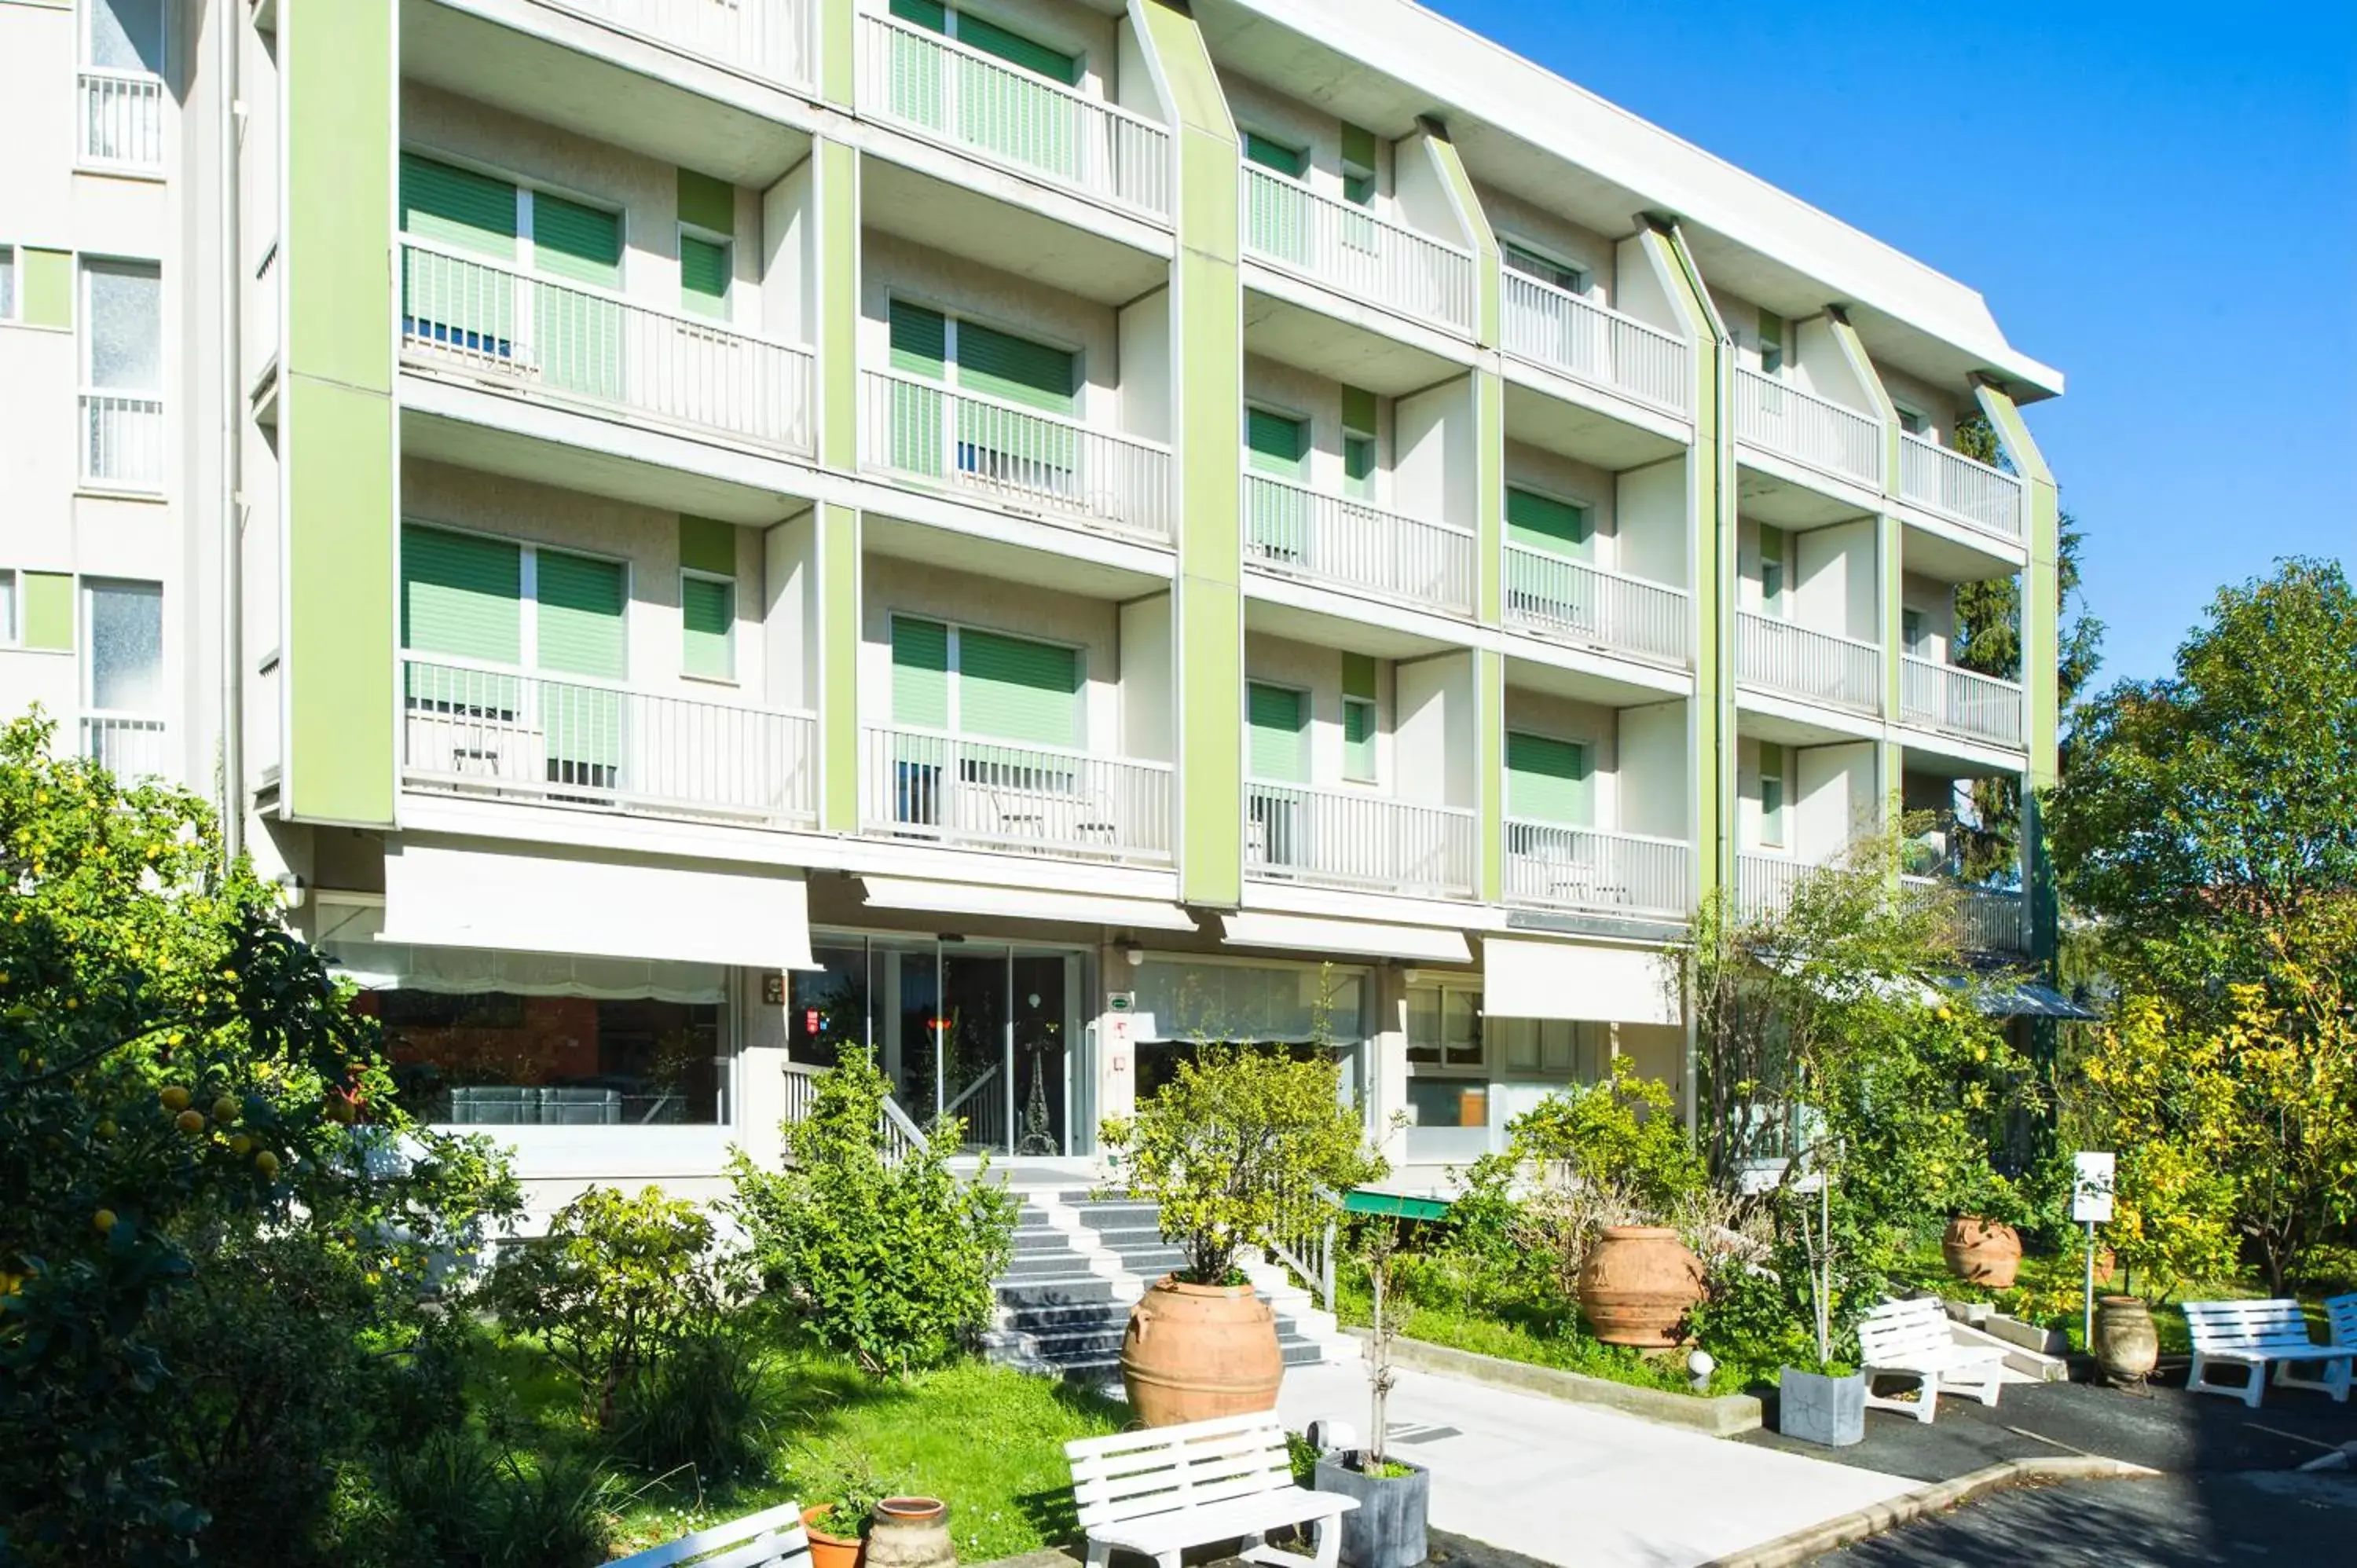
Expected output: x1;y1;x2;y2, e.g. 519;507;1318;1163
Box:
1504;438;1615;562
1612;230;1688;337
1792;517;1881;643
861;231;1120;417
1393;127;1474;251
1615;458;1688;588
1117;286;1172;443
1118;592;1173;763
1395;377;1475;531
1794;740;1878;862
763;508;817;712
1395;650;1473;808
761;154;816;347
1617;701;1689;841
1789;313;1875;412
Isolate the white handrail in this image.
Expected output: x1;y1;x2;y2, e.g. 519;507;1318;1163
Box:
1243;473;1477;615
1503;822;1692;919
1501;271;1692;416
81;393;166;491
859;369;1173;540
860;13;1172;218
545;0;812;89
1240;164;1476;333
1733;366;1884;488
80;713;170;781
1736;852;1806;922
1903;875;2026;953
397;238;816;455
1244;780;1478;899
1898;432;2023;542
1901;656;2024;748
1737;611;1883;714
79;69;163;170
782;1060;926;1163
1502;546;1692;666
860;726;1175;865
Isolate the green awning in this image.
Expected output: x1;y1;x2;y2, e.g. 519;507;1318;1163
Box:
1344;1189;1452;1222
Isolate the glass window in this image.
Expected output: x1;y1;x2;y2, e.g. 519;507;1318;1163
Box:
681;570;736;680
1504;242;1584;295
85;579;163;713
85;259;162;391
1342;696;1376;783
1406;984;1482;1069
1493;1017;1604;1080
1895;405;1930;437
0;573;15;643
1902;608;1927;657
89;0;166;75
0;247;14;321
1759;742;1787;849
1406;1075;1486;1130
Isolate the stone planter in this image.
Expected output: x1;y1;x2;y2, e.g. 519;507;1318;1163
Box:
802;1506;863;1568
2095;1295;2160;1386
1312;1453;1429;1568
1942;1216;2023;1289
1778;1367;1866;1447
1120;1275;1282;1427
866;1498;953;1568
1578;1226;1704;1347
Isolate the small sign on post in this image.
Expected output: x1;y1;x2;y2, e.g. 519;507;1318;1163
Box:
2073;1152;2116;1346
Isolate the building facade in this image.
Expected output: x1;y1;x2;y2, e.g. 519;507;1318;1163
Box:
0;0;2063;1214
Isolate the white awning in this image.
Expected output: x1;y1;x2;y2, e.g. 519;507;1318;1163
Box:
382;838;817;970
859;876;1198;932
1483;936;1680;1025
1219;911;1472;965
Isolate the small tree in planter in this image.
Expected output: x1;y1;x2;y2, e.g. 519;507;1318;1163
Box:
1313;1220;1428;1568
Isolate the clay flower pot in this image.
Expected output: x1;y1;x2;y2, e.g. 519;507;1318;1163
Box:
2095;1295;2160;1386
1942;1216;2022;1288
1120;1274;1283;1427
803;1505;864;1568
1578;1226;1703;1347
867;1497;954;1568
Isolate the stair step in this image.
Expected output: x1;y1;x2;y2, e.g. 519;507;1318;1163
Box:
996;1281;1123;1310
1002;1304;1131;1334
1000;1254;1099;1280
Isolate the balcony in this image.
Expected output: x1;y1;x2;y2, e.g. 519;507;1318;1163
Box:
1504;822;1692;921
79;70;163;174
1737;612;1882;716
860;13;1172;220
1733;368;1884;491
1898;433;2023;544
1504;548;1691;668
1736;852;1805;923
400;656;817;826
398;240;816;458
1901;657;2024;749
860;727;1173;866
1905;876;2027;954
1244;475;1476;617
1245;782;1478;900
1501;271;1692;418
82;713;170;780
1240;165;1475;335
546;0;812;90
82;394;166;493
858;371;1173;542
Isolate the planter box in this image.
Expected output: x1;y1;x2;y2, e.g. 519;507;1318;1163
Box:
1981;1310;2070;1357
1312;1453;1428;1568
1345;1329;1761;1436
1778;1367;1866;1447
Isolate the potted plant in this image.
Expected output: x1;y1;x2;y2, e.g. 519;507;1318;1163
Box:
1777;1162;1866;1447
1313;1222;1428;1568
798;1450;899;1568
1098;1038;1384;1427
1942;1175;2029;1290
867;1496;954;1568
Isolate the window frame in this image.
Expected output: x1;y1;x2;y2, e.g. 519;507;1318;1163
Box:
0;570;20;647
679;566;738;684
1406;980;1485;1074
1758;742;1789;851
79;252;163;394
84;0;168;79
1340;694;1378;785
0;245;16;324
79;575;165;718
676;222;733;322
1502;237;1588;297
885;610;1088;748
397;518;634;681
882;290;1085;414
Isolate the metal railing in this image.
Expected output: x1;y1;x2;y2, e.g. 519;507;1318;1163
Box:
1267;1183;1337;1311
1244;474;1476;616
1501;271;1692;416
1898;432;2023;542
81;714;170;780
860;727;1175;865
1737;612;1883;714
1733;367;1884;489
1503;822;1693;919
861;13;1171;218
859;370;1173;541
398;240;816;455
81;394;167;491
783;1060;926;1163
1736;852;1807;923
1904;876;2027;954
1244;782;1478;899
1901;656;2025;748
551;0;812;88
1240;164;1475;333
79;70;163;170
399;655;816;825
1502;546;1692;666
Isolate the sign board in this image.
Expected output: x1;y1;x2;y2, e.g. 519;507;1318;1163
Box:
1107;991;1135;1013
2073;1152;2116;1224
761;972;786;1005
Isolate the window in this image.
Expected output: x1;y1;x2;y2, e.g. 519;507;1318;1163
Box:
1342;168;1376;207
890;1;1080;85
1506;731;1590;826
1342;434;1376;501
1242;133;1311;265
1243;131;1307;178
885;299;1080;487
1505;485;1590;559
1759;526;1787;615
1406;984;1483;1069
88;0;167;75
1895;404;1930;437
680;230;731;321
1491;1017;1604;1081
1757;308;1786;376
1902;608;1927;658
681;570;735;680
84;258;161;392
888;614;1082;747
1244;406;1310;561
1244;681;1307;784
0;573;15;644
1342;696;1376;783
1759;742;1787;849
1505;241;1585;295
83;578;163;715
0;247;14;321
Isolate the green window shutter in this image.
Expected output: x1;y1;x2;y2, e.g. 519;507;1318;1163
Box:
952;9;1079;84
1758;309;1785;374
531;193;622;288
1760;526;1787;613
1343;434;1376;500
534;550;627;679
1243;132;1307;177
957;628;1080;746
889;300;948;379
1343;698;1376;782
892;617;951;728
401;525;522;663
1247;682;1307;783
1506;731;1589;826
680;234;730;319
955;320;1076;415
400;155;517;258
1343;169;1376;207
1506;487;1590;558
889;0;948;30
1246;408;1307;475
681;573;735;680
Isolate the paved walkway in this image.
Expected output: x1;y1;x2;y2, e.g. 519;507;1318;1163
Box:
1277;1360;1915;1568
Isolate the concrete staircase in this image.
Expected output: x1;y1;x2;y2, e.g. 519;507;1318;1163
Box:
984;1189;1354;1385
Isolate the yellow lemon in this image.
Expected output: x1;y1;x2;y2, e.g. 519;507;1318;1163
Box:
175;1109;206;1135
159;1086;192;1112
211;1096;239;1125
229;1134;253;1156
94;1209;118;1233
255;1149;280;1178
95;1119;117;1140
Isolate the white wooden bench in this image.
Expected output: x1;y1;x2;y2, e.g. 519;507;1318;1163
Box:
608;1500;811;1568
1065;1412;1357;1568
2186;1298;2356;1407
1857;1296;2006;1424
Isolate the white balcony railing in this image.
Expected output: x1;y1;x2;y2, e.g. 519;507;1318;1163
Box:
398;240;816;456
82;394;166;492
1738;612;1882;715
1733;367;1884;489
1898;432;2023;542
1244;474;1476;616
1904;875;2027;953
553;0;812;89
859;370;1173;541
79;70;163;171
1245;782;1478;900
1736;852;1806;923
1501;271;1692;417
861;727;1174;865
1504;822;1692;920
399;655;816;826
82;713;170;780
861;13;1171;218
1240;165;1475;334
1901;656;2024;749
1503;546;1692;667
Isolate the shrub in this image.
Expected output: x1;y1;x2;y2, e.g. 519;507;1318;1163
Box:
728;1050;1015;1374
383;1431;618;1568
609;1328;778;1486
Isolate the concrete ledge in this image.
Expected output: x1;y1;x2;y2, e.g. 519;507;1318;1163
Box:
1698;1455;2157;1568
1353;1329;1763;1437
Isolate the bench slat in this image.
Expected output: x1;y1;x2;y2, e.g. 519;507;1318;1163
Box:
1079;1465;1296;1526
610;1504;809;1568
1076;1453;1291;1507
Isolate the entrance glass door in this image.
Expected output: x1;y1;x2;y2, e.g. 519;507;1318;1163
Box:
1010;951;1075;1156
939;945;1009;1153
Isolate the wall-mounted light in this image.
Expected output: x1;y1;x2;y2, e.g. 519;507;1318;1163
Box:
1120;940;1145;968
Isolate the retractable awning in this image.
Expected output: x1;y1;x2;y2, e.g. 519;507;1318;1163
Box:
858;877;1198;932
1940;975;2101;1020
1483;935;1681;1025
1219;911;1472;965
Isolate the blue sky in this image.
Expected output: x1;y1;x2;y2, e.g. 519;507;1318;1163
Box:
1424;0;2355;689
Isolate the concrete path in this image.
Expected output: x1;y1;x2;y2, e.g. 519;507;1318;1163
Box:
1278;1359;1916;1568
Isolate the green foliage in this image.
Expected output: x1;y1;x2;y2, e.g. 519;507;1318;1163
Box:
609;1328;779;1487
380;1431;619;1568
1506;1057;1704;1214
728;1050;1015;1374
792;1446;902;1536
1099;1045;1384;1284
1686;1258;1825;1387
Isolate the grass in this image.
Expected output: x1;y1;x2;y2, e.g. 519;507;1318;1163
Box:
1332;1278;1745;1398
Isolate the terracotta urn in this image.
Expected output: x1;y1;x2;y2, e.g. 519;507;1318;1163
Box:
2095;1295;2160;1385
1120;1275;1283;1427
1577;1226;1704;1347
802;1506;863;1568
1941;1216;2022;1289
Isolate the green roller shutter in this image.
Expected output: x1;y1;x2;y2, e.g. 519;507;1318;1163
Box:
400;156;518;354
531;194;621;286
535;551;626;678
530;194;623;400
1343;698;1376;782
682;573;735;680
680;233;730;319
1243;132;1306;177
1247;408;1306;474
401;525;521;662
892;617;951;728
1506;487;1590;558
890;300;947;378
1247;683;1307;783
955;321;1075;414
1246;409;1309;559
889;0;948;30
400;155;517;257
953;10;1079;83
1507;731;1589;825
958;628;1080;746
889;301;949;475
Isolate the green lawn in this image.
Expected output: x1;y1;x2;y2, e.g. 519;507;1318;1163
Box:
1332;1279;1742;1398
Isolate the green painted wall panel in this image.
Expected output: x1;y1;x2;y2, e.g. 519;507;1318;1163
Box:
1340;652;1377;702
678;515;736;576
676;167;736;234
20;247;71;328
20;571;72;650
816;140;860;470
819;502;860;831
1478;650;1504;901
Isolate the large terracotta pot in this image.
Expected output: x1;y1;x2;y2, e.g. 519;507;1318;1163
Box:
802;1507;863;1568
867;1497;954;1568
1577;1226;1703;1347
2095;1295;2159;1386
1120;1275;1283;1427
1942;1217;2022;1289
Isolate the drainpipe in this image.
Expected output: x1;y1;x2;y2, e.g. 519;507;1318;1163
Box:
217;0;244;860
